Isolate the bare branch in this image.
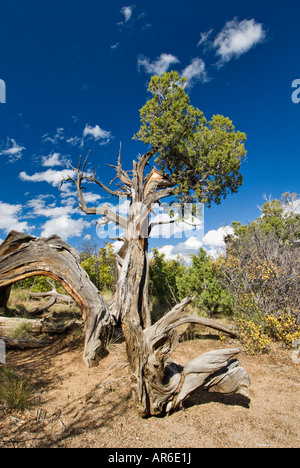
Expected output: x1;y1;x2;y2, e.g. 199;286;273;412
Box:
96;204;128;231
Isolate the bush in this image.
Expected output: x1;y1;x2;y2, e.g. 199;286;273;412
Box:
215;193;300;352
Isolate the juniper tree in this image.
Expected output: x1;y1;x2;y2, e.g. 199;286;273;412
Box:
59;71;250;416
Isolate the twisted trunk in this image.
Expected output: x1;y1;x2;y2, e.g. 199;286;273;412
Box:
0;231;114;366
114;216;249;417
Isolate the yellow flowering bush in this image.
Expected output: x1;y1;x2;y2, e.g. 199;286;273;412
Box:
264;313;300;346
237;317;272;355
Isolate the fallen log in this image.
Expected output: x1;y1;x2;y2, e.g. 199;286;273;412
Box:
0;335;50;349
0;316;79;335
0;231;114;366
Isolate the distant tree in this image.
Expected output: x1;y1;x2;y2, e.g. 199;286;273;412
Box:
177;248;234;317
80;242;116;292
149;248;185;309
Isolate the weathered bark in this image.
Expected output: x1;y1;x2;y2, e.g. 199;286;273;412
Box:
26;296;57;315
29;288;74;304
0;335;50;349
121;295;250;417
61;151;251;416
0;316;79;335
0;231;114;366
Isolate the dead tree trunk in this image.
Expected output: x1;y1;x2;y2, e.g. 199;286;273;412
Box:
0;231;114;366
59;150;251;417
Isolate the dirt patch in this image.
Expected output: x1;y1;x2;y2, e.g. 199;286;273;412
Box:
0;332;299;448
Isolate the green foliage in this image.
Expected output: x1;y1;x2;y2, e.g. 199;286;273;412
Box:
176;248;234;317
149;247;233;318
134;71;247;206
80;243;116;292
15;276;64;294
215;193;300;352
230;192;300;243
149;248;185;307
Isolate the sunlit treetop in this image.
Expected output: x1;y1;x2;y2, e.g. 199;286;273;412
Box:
134;71;247;206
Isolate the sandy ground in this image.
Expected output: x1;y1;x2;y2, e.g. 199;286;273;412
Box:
0;330;299;448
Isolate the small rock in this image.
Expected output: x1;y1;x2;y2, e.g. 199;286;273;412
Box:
291;350;300;364
291;339;300;349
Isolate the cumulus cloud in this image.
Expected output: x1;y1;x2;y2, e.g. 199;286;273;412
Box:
0;201;32;233
202;226;233;258
0;138;25;162
41;215;90;240
182;58;208;87
27;195;91;241
19;169;76;187
83;124;112;145
41;152;71;167
27;196;75;219
155;236;203;262
213;18;266;65
138;53;180;76
149;202;204;240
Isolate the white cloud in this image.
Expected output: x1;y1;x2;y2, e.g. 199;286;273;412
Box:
138;53;180;76
83;192;102;204
26;195;90;241
19;169;76;187
182;58;208;87
41;215;90;240
121;6;133;23
111;240;125;253
155;236;203;262
0;138;25;162
149;203;204;239
213;18;266;65
83;124;112;145
110;42;120;50
202;226;233;258
197;29;213;47
0;201;32;233
27;196;75;218
42;127;65;144
283;198;300;216
41;152;71;167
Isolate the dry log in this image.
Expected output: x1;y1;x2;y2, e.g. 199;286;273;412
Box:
0;316;79;335
0;335;50;349
0;231;114;366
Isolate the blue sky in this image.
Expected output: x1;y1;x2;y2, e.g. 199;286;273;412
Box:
0;0;299;259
